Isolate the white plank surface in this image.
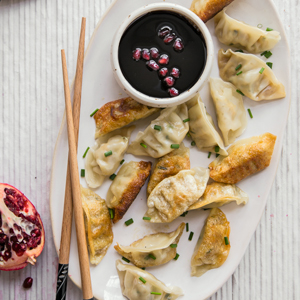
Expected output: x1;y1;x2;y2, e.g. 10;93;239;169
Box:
0;0;297;299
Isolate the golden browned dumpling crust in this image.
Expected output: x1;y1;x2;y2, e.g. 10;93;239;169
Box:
191;208;230;277
113;161;152;223
147;143;190;197
209;133;276;184
94;97;159;138
190;0;234;23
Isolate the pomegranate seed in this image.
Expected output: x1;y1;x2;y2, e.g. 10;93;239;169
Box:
23;277;33;289
3;250;11;261
173;38;184;51
164;33;176;44
158;68;168;77
132;48;141;61
164;76;175;87
171;67;180;78
146;60;159;71
158;26;172;38
9;228;14;234
0;234;8;244
142;48;150;60
168;87;179;97
10;236;18;243
158;54;169;65
150;47;159;59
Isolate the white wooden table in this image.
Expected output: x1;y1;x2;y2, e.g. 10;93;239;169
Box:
0;0;298;299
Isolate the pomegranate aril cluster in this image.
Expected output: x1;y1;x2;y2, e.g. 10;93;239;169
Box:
158;26;184;51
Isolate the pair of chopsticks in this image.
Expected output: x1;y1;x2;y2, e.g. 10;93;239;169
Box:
56;18;94;300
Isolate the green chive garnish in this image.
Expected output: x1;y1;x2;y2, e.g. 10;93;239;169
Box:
174;253;180;260
171;144;180;149
122;257;130;263
143;217;151;221
186;132;191;138
104;150;112;157
80;169;85;177
170;244;177;248
140;143;147;148
257;23;263;28
120;159;125;165
125;218;134;226
151;292;162;295
248;108;253;119
109;174;116;180
236;71;243;76
215;146;220;153
90;108;99;117
261;51;272;58
266;27;273;31
235;49;244;53
259;67;265;74
236;89;245;96
266;62;273;69
142;267;145;270
158;166;167;170
183;118;190;123
191;141;196;146
148;254;156;260
186;223;189;232
224;237;229;245
216;154;220;158
154;125;161;131
139;277;146;284
208;152;212;158
83;147;90;158
109;208;114;219
235;64;242;71
188;232;194;241
180;211;188;217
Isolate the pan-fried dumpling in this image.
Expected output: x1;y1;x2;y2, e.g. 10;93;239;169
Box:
215;11;281;53
210;78;247;146
127;104;189;158
114;223;185;268
189;182;248;210
116;260;183;300
209;132;276;184
144;167;210;223
218;49;286;101
94;97;159;138
191;208;230;277
147;143;190;197
85;126;134;188
106;161;152;223
190;0;234;23
81;186;113;265
187;95;228;155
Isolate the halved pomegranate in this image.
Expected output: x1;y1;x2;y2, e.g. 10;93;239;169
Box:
0;183;44;271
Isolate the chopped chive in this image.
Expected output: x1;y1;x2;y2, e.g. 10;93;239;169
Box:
142;267;145;270
125;218;134;226
235;49;244;53
158;166;167;170
236;71;243;76
122;257;130;263
191;141;196;146
171;144;180;149
236;89;245;96
140;143;147;148
208;152;212;158
186;132;191;138
143;217;151;221
109;174;116;180
261;51;272;58
266;27;273;31
80;169;85;177
170;244;177;248
154;125;161;131
183;118;190;123
215;146;220;153
259;67;265;74
90;108;99;117
266;62;273;69
180;211;188;217
83;147;90;158
104;150;112;157
151;292;162;295
139;277;146;284
188;232;194;241
257;23;263;28
224;237;229;245
186;223;189;232
216;154;220;158
120;159;125;165
174;253;180;260
247;108;253;119
109;208;114;219
148;254;156;260
235;64;242;71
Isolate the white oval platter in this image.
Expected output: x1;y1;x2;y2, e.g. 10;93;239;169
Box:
50;0;291;299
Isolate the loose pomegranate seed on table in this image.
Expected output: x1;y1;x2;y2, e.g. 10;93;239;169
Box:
158;54;169;65
171;67;180;78
23;277;33;289
158;67;168;77
132;48;141;61
173;38;184;51
142;48;150;60
146;60;160;71
164;76;175;87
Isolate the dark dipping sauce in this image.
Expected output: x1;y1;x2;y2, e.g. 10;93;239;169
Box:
118;11;207;98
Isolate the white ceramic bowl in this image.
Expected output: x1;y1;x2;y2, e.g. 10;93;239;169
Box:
111;2;214;107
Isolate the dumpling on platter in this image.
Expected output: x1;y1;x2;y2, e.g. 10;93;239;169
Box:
106;161;152;223
209;132;276;184
144;167;210;223
210;77;247;146
114;223;185;268
218;49;286;101
116;260;183;300
191;208;230;277
147;143;190;197
94;97;159;138
190;0;234;23
215;11;281;53
187;95;228;155
85;126;134;188
127;104;189;158
189;182;248;210
81;186;113;265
